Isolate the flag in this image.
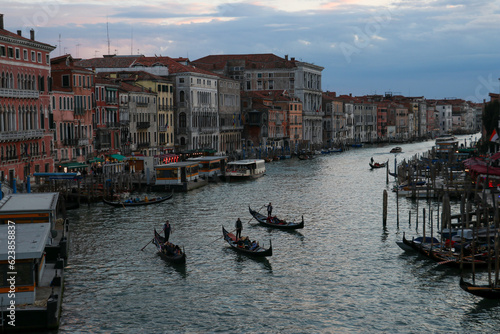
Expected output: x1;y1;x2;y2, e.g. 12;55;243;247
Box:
490;129;499;142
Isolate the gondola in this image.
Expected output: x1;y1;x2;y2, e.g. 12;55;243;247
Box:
152;229;186;264
222;226;272;257
248;206;304;229
459;277;500;299
401;234;490;268
390;147;402;153
369;162;386;169
103;192;173;207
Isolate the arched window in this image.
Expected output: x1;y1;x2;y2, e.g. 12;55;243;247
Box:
179;112;186;128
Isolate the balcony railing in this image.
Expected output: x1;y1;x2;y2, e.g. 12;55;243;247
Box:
137;142;150;148
0;88;39;99
106;122;120;129
0;129;44;141
137;122;150;129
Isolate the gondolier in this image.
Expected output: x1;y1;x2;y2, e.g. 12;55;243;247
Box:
163;221;171;241
267;202;273;217
235;218;242;240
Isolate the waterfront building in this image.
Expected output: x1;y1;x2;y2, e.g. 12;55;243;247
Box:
117;80;158;156
50;55;93;172
0;14;56;188
433;101;453;135
77;55;227;154
192;54;324;149
110;71;175;154
241;90;294;153
94;76;121;157
217;76;243;154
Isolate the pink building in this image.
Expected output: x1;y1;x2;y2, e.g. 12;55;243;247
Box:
0;14;56;187
51;55;94;171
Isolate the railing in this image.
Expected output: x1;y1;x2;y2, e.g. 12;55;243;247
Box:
78;138;89;146
137;142;150;148
137;122;150;129
0;88;39;99
106;122;120;129
0;129;44;141
63;138;79;146
106;98;118;104
136;102;149;107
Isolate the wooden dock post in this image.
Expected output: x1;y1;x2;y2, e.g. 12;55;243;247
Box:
383;189;387;227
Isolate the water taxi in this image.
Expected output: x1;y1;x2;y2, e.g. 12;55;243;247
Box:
154;161;207;191
224;159;266;181
187;156;228;181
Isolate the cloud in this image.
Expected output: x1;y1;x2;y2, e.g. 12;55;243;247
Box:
2;0;499;101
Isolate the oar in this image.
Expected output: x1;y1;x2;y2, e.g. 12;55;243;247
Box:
211;229;236;244
248;204;266;224
141;238;153;251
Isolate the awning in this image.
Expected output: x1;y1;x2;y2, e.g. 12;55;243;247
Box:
109;154;126;161
57;162;88;169
88;157;104;163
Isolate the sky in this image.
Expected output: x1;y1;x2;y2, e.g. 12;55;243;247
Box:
3;0;500;102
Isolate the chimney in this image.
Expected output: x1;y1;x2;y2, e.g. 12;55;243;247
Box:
0;14;3;30
17;30;22;36
285;55;288;61
291;57;295;61
30;29;35;41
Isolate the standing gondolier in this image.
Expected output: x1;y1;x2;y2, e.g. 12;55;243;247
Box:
235;218;242;240
267;202;273;217
163;220;171;241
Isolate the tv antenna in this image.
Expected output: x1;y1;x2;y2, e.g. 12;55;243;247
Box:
106;17;111;55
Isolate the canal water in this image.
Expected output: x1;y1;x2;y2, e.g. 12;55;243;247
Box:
59;134;500;333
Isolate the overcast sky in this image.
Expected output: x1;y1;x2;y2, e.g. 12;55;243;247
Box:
4;0;500;102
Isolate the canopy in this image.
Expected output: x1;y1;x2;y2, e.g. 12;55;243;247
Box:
109;154;126;161
88;157;105;163
57;162;88;169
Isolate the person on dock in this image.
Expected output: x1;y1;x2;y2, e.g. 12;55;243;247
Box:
235;218;242;240
163;220;171;241
267;202;273;217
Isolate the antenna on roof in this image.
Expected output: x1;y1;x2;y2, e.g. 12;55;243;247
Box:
106;17;111;55
58;34;62;56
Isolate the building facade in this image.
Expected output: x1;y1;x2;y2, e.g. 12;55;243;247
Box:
0;15;56;187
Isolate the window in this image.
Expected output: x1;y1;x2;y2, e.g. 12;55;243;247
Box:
37;52;42;63
46;54;49;64
23;49;28;60
31;51;35;61
0;45;5;57
15;48;20;59
62;75;70;88
179;78;184;83
8;47;14;58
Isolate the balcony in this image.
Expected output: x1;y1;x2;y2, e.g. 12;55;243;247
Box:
63;138;79;146
0;129;44;142
78;138;89;146
137;102;149;107
0;88;39;99
106;98;118;105
137;122;150;129
137;142;150;149
74;106;85;116
106;122;120;129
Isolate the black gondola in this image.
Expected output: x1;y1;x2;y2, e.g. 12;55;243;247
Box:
152;229;186;264
369;162;386;169
222;226;272;257
459;277;500;299
249;206;304;229
103;192;173;207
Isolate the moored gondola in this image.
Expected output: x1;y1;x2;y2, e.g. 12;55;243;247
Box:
222;226;272;257
103;192;173;207
249;206;304;229
459;277;500;299
153;229;186;264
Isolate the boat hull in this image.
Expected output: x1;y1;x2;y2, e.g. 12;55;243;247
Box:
249;206;304;229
